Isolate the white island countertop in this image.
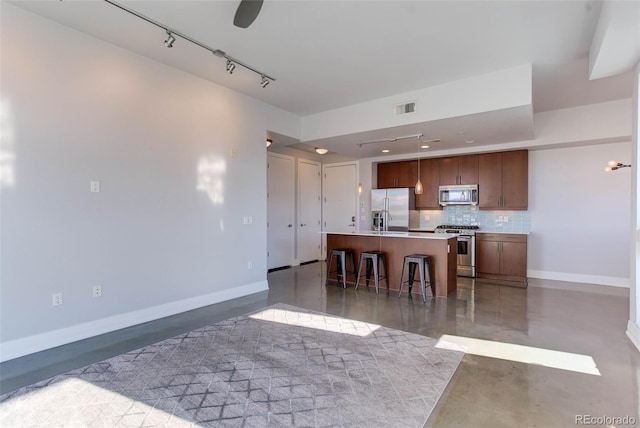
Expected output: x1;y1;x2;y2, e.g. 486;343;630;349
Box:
321;230;458;240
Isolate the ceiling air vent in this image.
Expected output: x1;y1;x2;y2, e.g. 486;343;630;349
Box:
394;101;416;116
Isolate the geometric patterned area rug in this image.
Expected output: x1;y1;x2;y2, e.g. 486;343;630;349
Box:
0;303;465;427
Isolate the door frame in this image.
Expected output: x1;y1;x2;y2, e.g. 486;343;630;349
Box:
321;161;359;258
267;152;295;269
297;158;322;265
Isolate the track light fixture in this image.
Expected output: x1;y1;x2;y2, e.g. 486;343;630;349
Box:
604;160;632;172
103;0;275;86
358;133;423;147
164;31;176;48
226;59;236;74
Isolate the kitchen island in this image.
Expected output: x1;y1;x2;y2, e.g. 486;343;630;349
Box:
323;230;458;298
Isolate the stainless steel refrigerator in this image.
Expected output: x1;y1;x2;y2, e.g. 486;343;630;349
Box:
371;188;418;231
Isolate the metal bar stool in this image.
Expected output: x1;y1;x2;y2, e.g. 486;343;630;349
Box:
355;250;389;294
326;248;357;288
398;254;434;302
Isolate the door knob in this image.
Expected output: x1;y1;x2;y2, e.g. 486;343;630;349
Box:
300;224;307;227
288;224;293;228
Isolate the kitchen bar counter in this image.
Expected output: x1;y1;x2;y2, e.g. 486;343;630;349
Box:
476;230;530;235
323;230;458;298
322;229;457;240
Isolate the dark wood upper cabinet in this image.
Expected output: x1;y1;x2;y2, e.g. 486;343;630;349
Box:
458;155;479;184
415;158;440;209
376;150;527;211
377;162;398;188
377;160;417;188
439;155;478;185
478;150;528;210
501;150;528;209
438;157;458;185
478;152;503;208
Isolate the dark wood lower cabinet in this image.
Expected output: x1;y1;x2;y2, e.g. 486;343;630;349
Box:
476;233;527;286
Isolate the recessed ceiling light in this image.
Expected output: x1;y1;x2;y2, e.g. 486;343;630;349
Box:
421;145;430;149
465;140;475;144
382;149;390;153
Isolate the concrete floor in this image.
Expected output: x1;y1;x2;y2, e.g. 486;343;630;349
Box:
2;262;639;427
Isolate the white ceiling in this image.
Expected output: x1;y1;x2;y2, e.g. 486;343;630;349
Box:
10;0;636;158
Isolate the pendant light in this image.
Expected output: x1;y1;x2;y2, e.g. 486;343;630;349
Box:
415;138;423;195
357;143;363;196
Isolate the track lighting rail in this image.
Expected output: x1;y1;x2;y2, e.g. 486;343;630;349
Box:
104;0;275;85
357;133;423;148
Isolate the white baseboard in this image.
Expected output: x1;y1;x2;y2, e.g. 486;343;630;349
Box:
0;281;269;363
626;320;640;352
527;270;630;288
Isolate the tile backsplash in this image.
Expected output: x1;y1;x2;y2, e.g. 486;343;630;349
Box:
418;206;531;233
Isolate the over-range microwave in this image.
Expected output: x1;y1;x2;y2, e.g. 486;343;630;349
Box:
439;184;479;206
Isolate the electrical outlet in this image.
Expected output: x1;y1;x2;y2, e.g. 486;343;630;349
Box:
92;285;102;298
498;216;504;222
503;216;509;223
90;181;100;193
52;293;63;306
243;216;253;225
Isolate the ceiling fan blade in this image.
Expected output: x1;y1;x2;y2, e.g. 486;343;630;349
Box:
234;0;264;28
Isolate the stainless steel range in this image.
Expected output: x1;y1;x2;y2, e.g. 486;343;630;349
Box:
435;225;479;277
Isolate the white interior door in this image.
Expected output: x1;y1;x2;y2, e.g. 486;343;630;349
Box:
323;163;357;231
298;159;322;263
267;153;295;270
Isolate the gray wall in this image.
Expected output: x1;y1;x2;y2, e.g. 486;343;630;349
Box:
528;141;632;286
1;5;268;358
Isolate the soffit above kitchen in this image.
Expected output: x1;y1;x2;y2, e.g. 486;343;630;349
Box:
10;0;636;159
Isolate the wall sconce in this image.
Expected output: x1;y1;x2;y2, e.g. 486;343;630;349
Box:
604;160;631;172
266;139;272;148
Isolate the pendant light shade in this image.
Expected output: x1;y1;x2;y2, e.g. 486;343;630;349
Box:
357;143;363;196
415;179;423;195
415;137;423;195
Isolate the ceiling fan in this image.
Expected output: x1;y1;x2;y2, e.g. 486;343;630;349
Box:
234;0;264;28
